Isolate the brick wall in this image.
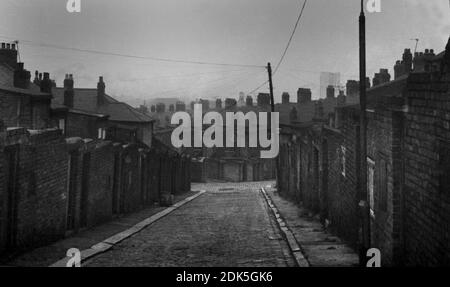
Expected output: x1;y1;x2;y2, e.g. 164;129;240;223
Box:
321;108;360;247
0;89;51;130
277;71;450;266
0;134;8;251
0;128;68;252
0;129;191;255
365;106;404;266
0;90;32;128
119;145;141;214
65;113;100;139
403;72;450;266
84;141;115;227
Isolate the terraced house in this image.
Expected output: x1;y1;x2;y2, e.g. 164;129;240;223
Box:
0;42;191;256
277;38;450;267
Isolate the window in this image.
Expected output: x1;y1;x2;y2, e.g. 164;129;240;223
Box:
378;158;388;212
341;146;346;177
367;158;375;217
98;127;106;140
58;119;66;134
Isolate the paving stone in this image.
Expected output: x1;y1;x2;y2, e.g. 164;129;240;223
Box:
85;181;295;267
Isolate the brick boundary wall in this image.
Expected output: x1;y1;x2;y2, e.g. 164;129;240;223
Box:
0;129;191;255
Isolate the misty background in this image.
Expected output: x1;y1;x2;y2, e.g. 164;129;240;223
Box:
0;0;449;106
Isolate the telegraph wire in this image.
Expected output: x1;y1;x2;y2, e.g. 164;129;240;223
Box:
273;0;308;75
246;0;308;96
0;35;265;69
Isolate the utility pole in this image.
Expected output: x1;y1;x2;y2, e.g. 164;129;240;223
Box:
267;62;279;190
358;0;371;266
267;62;275;112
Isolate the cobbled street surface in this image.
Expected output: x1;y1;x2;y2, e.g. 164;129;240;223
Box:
85;181;295;267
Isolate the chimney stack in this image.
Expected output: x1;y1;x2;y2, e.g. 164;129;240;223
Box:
413;49;436;72
373;68;391;86
200;99;210;111
403;48;413;73
297;88;312;103
0;42;18;69
97;76;106;106
346;80;359;97
326;85;335;98
246;96;253;106
225;98;237;109
156;103;166;113
64;74;75;108
40;72;52;94
337;90;346;106
176;101;186;112
13;62;31;89
215;99;223;109
257;93;271;107
282;92;290;104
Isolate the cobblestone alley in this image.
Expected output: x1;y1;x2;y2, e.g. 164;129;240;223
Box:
85;182;296;267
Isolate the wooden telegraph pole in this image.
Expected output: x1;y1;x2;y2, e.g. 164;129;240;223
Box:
359;0;371;265
267;62;275;112
267;62;279;190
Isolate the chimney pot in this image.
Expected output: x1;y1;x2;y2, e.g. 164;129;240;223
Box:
97;76;106;106
6;44;10;49
39;72;52;93
1;43;5;49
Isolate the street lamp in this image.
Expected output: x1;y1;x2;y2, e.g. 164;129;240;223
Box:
358;0;371;266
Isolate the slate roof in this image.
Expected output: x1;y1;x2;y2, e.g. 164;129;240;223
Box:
52;87;154;123
0;62;13;86
0;62;51;98
98;102;154;123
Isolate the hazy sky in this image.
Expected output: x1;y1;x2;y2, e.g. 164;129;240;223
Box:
0;0;449;106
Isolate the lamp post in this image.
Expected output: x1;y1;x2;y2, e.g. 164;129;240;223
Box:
359;0;371;266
